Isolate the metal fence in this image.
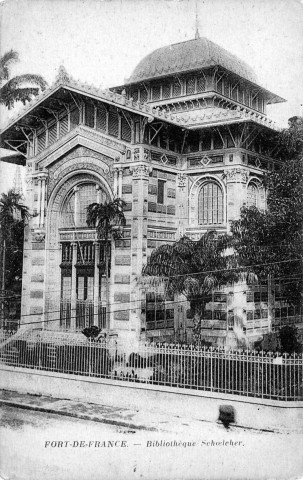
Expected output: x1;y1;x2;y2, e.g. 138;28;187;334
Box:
0;330;302;402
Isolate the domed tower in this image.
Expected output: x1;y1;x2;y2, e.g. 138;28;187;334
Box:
114;37;285;347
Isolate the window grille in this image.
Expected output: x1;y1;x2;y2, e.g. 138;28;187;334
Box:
121;117;131;142
238;86;244;104
85;103;95;128
172;81;181;97
37;131;46;153
70;108;80;128
252;95;258;110
231;85;238;101
162;83;171;99
132;90;139;102
157;180;165;204
60;115;69;137
78;184;99;226
198;182;223;225
152;85;161;101
140;88;148;103
244;90;250;107
108;109;119;137
247;183;258;207
61;183;107;228
146;292;174;330
186;77;196;95
61;275;71;299
48;124;57;145
223;80;230;97
96;106;107;131
197;76;206;93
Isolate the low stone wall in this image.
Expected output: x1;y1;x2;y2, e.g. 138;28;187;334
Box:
0;364;302;432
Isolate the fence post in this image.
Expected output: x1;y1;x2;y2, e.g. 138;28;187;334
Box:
89;338;91;377
210;347;213;392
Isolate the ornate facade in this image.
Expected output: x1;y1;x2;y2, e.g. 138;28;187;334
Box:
0;37;288;347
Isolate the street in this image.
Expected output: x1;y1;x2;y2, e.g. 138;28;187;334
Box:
1;405;303;480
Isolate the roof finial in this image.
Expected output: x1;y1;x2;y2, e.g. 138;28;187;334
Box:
195;0;200;39
55;65;70;85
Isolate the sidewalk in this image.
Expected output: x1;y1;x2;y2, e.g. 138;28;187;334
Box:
0;389;218;433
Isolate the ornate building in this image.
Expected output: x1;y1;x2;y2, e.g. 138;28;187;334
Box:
0;36;289;347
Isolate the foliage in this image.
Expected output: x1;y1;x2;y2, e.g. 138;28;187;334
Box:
0;190;30;292
142;231;239;344
0;49;47;109
86;197;126;331
231;118;303;306
279;326;302;354
86;197;126;240
82;326;102;341
255;326;302;354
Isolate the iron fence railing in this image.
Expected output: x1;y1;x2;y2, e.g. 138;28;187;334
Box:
0;330;302;401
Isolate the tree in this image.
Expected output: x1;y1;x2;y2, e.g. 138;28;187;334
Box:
86;198;126;332
231;117;303;307
0;49;47;109
0;190;30;327
142;231;239;344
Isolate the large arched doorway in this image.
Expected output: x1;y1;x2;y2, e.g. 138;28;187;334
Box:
59;181;110;330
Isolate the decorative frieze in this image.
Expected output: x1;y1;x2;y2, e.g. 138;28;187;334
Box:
177;173;187;189
32;231;46;243
48;147;114;196
224;168;249;183
130;164;152;179
147;230;176;240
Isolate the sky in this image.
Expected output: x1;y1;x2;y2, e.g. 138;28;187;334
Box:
0;0;303;192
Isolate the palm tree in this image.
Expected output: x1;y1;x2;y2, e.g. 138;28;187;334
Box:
142;231;240;345
0;190;30;327
86;198;126;332
0;49;47;109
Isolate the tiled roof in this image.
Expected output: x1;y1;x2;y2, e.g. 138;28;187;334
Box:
126;37;258;85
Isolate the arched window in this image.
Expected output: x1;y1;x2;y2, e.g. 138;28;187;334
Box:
198;181;224;225
247;182;259;207
61;183;107;228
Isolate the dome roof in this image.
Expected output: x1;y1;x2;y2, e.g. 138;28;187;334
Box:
126;37;257;85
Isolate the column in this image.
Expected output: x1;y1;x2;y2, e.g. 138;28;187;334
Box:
113;169;118;197
40;176;46;227
74;186;79;227
93;241;100;327
130;163;152;337
71;242;77;330
225;167;249;229
37;178;42;227
118;168;123;197
96;185;101;203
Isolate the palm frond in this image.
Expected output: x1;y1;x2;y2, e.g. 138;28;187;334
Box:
5;74;47;90
0;50;19;81
0;86;39;109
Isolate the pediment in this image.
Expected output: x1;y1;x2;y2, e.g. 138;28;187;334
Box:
36;125;127;169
